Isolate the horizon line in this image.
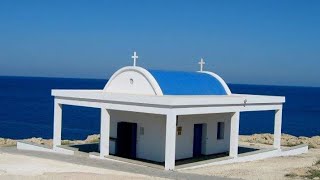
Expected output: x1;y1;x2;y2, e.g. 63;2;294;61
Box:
1;75;319;89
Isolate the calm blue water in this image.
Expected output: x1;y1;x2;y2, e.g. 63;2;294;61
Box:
0;76;319;140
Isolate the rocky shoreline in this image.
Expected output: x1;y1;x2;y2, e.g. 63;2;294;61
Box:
1;133;320;149
240;133;320;148
0;134;101;147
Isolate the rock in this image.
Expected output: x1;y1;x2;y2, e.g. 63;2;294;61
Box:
85;134;100;143
0;138;16;147
5;139;16;146
313;177;319;180
0;138;5;146
239;133;320;149
61;140;71;145
27;137;43;145
0;134;101;147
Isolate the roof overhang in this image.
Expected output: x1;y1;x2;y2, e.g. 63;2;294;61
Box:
52;90;285;108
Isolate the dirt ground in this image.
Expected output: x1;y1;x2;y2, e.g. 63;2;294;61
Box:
1;134;319;180
0;152;166;180
0;147;317;180
184;148;320;180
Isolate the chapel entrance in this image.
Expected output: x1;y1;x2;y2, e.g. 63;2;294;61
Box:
193;123;203;157
116;122;137;158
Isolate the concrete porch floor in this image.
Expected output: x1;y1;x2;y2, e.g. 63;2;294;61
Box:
16;140;308;172
62;143;266;170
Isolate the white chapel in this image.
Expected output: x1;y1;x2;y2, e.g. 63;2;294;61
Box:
17;52;308;170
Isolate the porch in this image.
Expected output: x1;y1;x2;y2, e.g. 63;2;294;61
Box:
50;90;285;170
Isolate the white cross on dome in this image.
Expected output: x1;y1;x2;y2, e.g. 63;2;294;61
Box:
131;51;138;67
198;58;205;72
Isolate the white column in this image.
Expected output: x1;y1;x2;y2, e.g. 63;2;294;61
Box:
273;108;283;149
165;112;176;170
100;108;110;158
229;112;240;158
53;99;62;148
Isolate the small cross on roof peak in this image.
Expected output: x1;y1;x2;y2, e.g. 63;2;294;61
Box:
198;58;205;72
131;51;138;67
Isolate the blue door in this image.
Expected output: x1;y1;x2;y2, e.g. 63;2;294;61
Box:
193;124;203;157
116;122;137;158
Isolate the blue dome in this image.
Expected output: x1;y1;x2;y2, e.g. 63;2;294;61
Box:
148;70;229;95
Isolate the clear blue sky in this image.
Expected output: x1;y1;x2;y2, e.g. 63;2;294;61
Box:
0;1;319;87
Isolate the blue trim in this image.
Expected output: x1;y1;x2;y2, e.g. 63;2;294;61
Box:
148;70;228;95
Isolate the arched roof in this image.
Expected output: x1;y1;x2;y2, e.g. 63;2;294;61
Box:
104;66;231;96
148;70;230;95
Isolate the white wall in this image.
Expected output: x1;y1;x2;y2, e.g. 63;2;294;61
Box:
104;69;159;95
108;111;232;162
176;113;232;160
109;110;166;162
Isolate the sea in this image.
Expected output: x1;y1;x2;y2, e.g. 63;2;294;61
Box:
0;76;319;140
